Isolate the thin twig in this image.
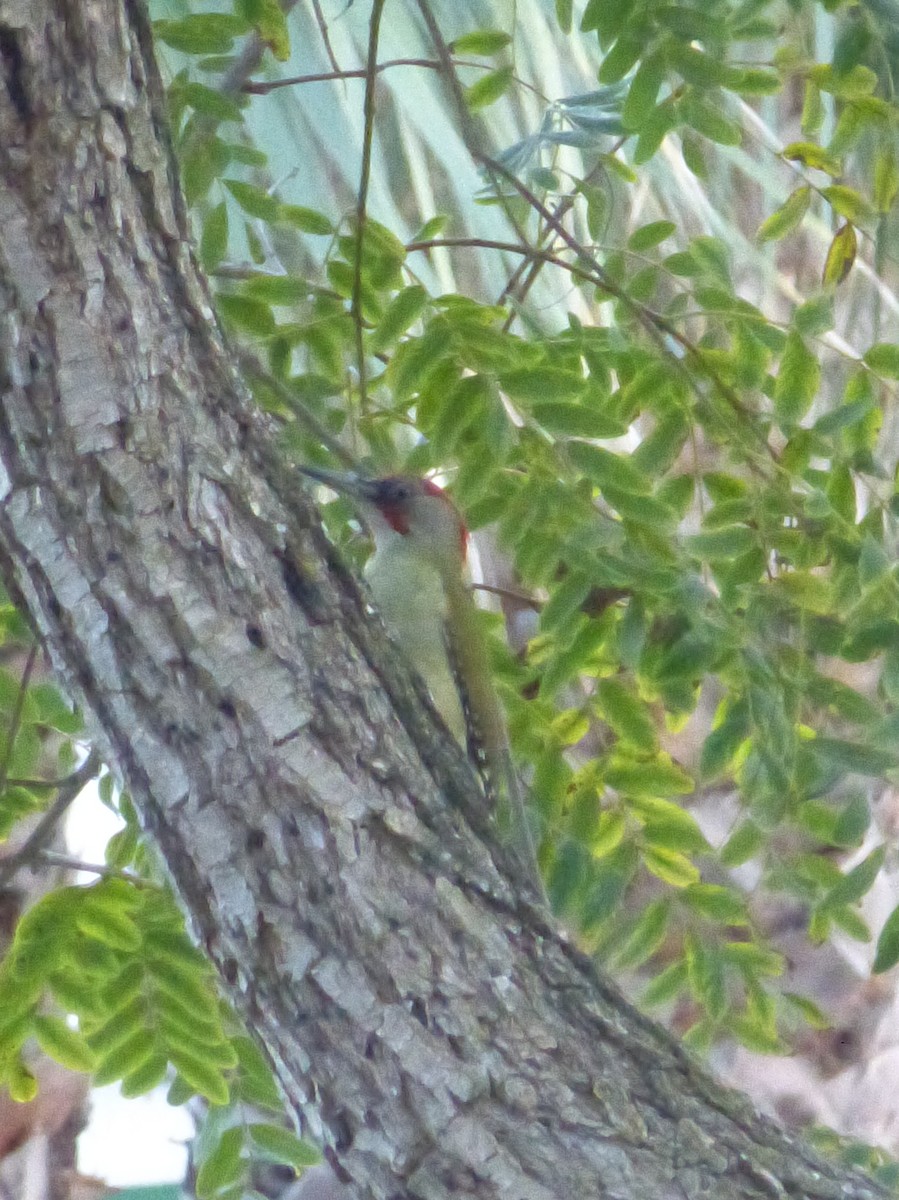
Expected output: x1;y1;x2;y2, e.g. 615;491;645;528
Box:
0;748;102;890
237;352;359;469
34;850;148;884
311;0;342;77
352;0;387;418
497;148;624;321
243;57;502;94
407;235;600;286
0;644;37;797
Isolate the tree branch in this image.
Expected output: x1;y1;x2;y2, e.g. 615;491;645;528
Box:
0;749;101;889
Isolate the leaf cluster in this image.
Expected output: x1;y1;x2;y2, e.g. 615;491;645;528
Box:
138;0;899;1058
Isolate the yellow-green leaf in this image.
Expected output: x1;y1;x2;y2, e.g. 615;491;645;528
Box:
7;1057;37;1102
169;1046;231;1105
874;902;899;973
606;755;694;797
465;66;514;111
864;343;899;379
595;678;656;751
821;185;871;223
874;150;899;214
782;142;841;176
32;1015;97;1073
591;809;627;858
757;186;811;243
451;30;512;56
248;1123;321;1168
613;899;670;970
774;331;819;424
822;223;857;289
643;845;700;887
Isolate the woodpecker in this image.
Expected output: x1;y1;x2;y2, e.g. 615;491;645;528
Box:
299;465;542;895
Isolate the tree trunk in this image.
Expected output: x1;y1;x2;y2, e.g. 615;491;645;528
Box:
0;2;889;1197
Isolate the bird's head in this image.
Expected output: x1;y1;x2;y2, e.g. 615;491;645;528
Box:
299;466;468;571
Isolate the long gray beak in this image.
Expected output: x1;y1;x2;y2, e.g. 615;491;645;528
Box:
297;464;382;504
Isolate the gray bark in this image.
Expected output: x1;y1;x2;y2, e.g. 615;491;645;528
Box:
0;2;890;1197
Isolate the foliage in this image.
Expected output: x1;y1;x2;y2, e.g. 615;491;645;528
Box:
0;612;316;1192
5;0;899;1187
150;0;899;1053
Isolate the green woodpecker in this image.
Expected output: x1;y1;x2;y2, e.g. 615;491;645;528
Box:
299;465;541;895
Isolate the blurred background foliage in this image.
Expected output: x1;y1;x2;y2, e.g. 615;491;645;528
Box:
5;0;899;1194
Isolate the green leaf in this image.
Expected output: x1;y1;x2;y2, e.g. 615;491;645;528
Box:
622;55;664;131
631;795;708;853
217;294;276;336
567;443;650;495
613;899;670;970
681;93;741;146
86;994;147;1057
783;992;830;1030
248;1123;321;1168
590;809;627;859
93;1027;157;1087
237;0;290;60
683;884;749;925
809;63;877;99
169;1045;230;1105
76;905;141;952
176;82;244;123
223;179;279;220
782;142;842;176
864;343;899;379
874;150;899;214
774;331;819;425
595;678;656;751
627;221;676;252
719;820;764;867
32;1015;97;1073
244;275;309;305
643;845;700;887
451;30;512;56
822;223;857;289
685;934;727;1019
641;959;688;1007
814;737;898;776
200;201;229;271
874;903;899;973
757;186;811;243
412;214;449;242
181;138;232;205
465;66;514;111
821;846;885;912
555;0;573;34
598;36;641;84
687;525;755;560
821;185;871;223
499;366;584;403
7;1058;37;1103
530;402;626;439
278;205;333;235
726;68;781;96
154;14;249;55
196;1128;245;1199
794;295;834;337
369;286;428;354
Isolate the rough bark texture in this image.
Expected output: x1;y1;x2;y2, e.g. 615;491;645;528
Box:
0;2;891;1198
